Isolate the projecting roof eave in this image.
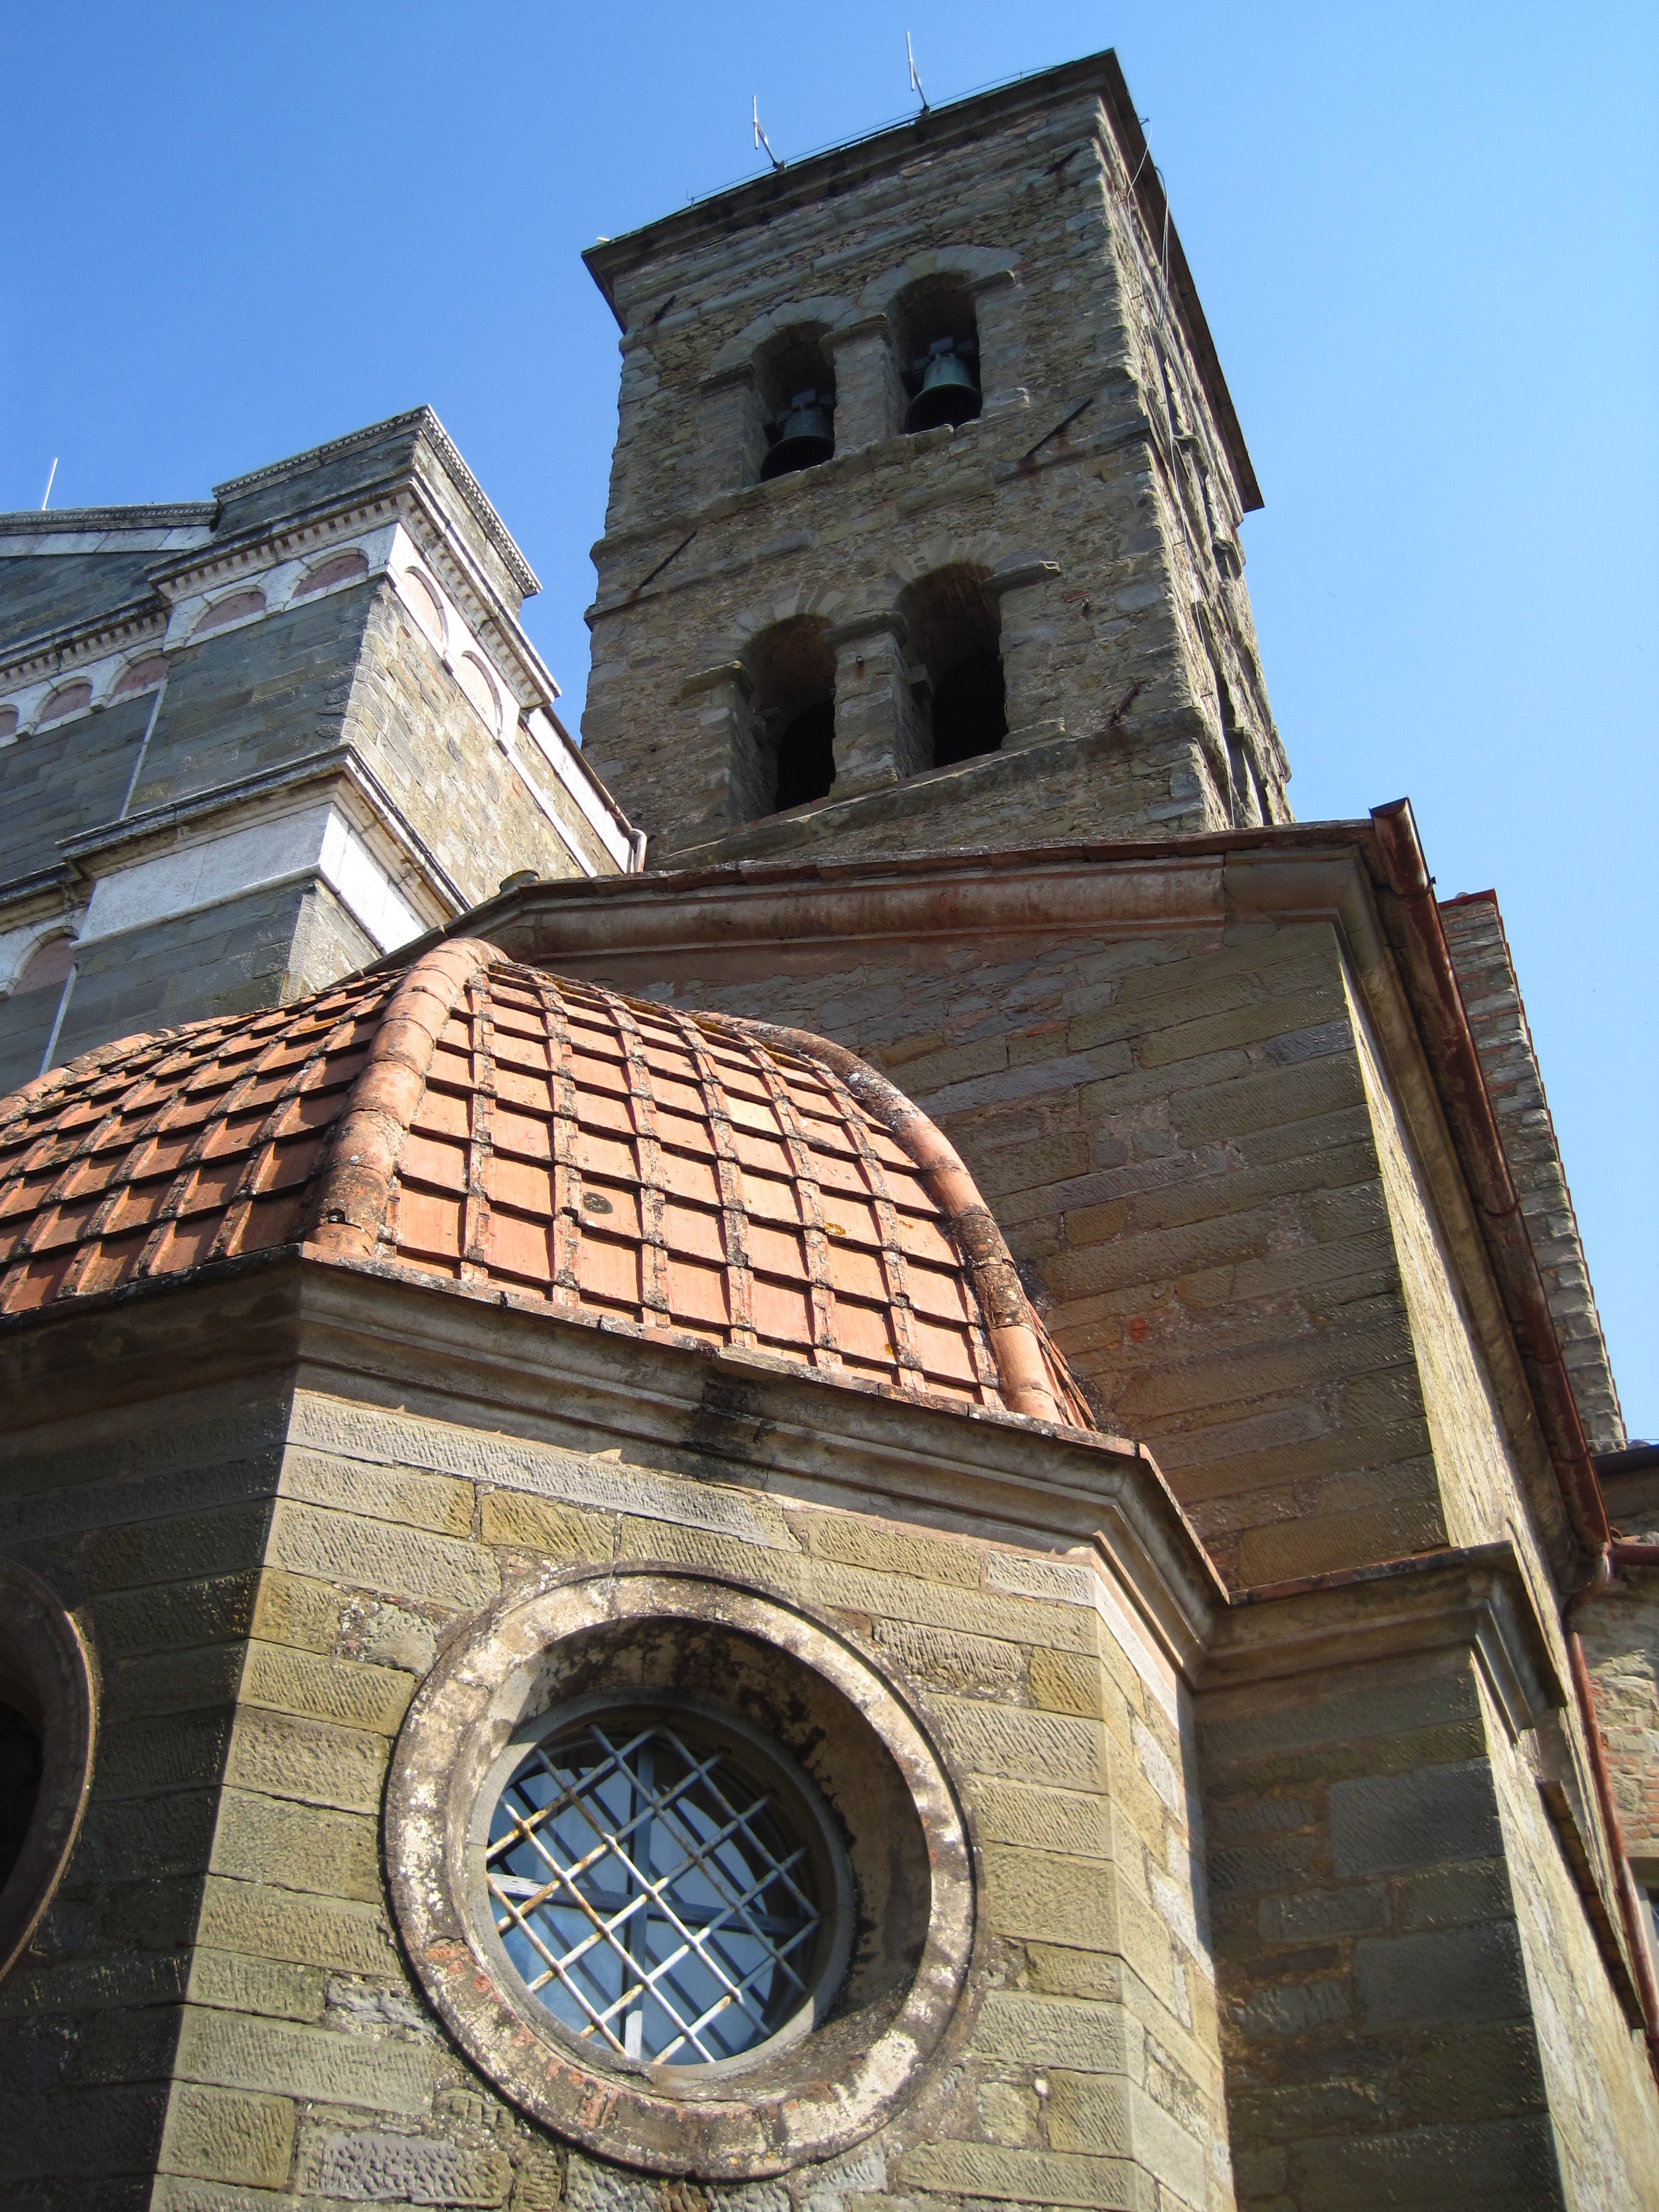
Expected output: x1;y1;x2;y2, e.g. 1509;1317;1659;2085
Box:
583;48;1262;514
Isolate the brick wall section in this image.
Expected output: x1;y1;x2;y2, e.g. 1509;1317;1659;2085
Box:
1438;893;1624;1454
582;79;1285;861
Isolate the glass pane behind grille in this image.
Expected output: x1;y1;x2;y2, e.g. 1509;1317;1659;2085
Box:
486;1716;823;2065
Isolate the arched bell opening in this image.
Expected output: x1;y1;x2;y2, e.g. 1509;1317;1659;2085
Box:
745;617;838;813
756;329;837;482
893;280;982;435
901;568;1007;771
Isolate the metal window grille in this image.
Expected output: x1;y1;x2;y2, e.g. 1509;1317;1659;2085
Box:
485;1714;824;2066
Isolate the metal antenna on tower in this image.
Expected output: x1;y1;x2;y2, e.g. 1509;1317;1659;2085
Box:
753;98;783;171
906;32;928;113
40;458;58;512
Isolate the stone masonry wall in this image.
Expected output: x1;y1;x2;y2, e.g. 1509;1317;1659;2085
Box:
569;912;1512;1593
342;583;612;904
1581;1469;1659;1870
1198;1634;1659;2210
0;1361;1233;2211
581;83;1285;862
0;688;155;887
1439;893;1624;1455
0;1386;293;2209
37;880;370;1080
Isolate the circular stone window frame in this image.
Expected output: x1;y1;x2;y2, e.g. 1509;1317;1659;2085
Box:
0;1557;97;1984
387;1564;976;2178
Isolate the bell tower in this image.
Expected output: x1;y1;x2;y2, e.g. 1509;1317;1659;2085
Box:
580;49;1289;865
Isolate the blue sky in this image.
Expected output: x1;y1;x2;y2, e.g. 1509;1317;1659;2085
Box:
5;3;1654;1429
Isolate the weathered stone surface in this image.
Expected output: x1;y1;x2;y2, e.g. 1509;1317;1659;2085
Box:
1329;1761;1504;1878
160;2080;296;2189
173;2005;435;2114
309;2127;513;2205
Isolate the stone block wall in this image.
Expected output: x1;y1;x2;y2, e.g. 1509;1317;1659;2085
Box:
342;583;614;903
581;65;1285;862
543;899;1534;1595
0;1388;292;2209
0;1337;1232;2211
27;881;375;1090
1198;1570;1659;2211
1581;1467;1659;1872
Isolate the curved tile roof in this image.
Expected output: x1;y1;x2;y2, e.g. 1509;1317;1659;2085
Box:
0;940;1090;1428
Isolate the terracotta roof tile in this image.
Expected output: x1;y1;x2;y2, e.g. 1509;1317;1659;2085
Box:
0;941;1092;1429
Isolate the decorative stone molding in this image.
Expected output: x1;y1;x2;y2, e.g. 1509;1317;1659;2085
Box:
386;1563;976;2178
0;1558;96;1983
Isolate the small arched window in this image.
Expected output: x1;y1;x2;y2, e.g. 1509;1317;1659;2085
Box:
745;618;837;813
893;280;981;434
0;707;17;742
295;548;370;599
757;329;837;482
37;681;94;728
190;587;266;639
110;652;168;701
901;568;1006;771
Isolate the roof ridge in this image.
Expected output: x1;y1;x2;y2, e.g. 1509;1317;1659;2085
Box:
303;938;506;1263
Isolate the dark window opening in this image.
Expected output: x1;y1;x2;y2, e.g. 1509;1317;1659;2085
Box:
757;330;837;482
931;648;1007;768
0;1700;42;1895
744;616;837;818
901;566;1007;773
774;697;837;809
894;281;982;435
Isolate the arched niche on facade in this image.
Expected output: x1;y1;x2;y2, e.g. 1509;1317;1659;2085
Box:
900;565;1007;769
0;1558;96;1984
9;932;76;1001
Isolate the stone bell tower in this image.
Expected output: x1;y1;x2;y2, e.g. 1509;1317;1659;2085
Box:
580;49;1289;865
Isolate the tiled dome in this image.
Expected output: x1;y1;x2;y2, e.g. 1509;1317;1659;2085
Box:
0;940;1090;1427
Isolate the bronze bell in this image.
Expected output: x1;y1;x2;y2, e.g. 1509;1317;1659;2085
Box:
760;390;835;480
906;339;982;433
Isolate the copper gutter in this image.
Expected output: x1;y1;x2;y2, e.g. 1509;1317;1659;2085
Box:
1369;800;1611;1569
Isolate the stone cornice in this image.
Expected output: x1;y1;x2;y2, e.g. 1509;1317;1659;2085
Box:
55;743;467;916
0;504;216;537
0;1251;1226;1682
1197;1542;1565;1740
213;405;540;600
0;593;169;687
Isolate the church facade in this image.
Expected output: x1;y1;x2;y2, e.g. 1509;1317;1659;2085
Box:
1;50;1655;2212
